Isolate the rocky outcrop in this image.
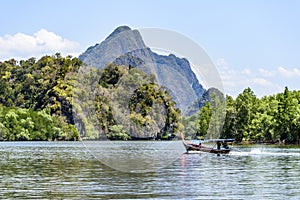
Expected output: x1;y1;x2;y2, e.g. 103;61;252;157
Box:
78;25;206;114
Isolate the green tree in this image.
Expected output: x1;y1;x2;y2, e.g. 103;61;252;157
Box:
196;102;212;139
221;95;237;139
234;88;257;142
207;92;226;139
107;125;130;140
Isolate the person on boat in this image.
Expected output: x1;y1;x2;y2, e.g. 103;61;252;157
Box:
222;142;229;149
217;141;221;150
198;142;202;148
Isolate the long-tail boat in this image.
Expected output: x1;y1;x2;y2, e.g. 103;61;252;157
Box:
183;139;235;154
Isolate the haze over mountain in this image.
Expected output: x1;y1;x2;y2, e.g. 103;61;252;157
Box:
79;26;205;114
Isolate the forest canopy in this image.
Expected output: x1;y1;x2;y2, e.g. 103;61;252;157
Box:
183;87;300;144
0;54;182;141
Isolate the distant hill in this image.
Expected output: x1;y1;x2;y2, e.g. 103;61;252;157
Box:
185;87;225;116
79;26;205;114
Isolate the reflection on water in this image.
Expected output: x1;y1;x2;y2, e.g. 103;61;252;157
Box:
0;142;299;199
83;140;186;172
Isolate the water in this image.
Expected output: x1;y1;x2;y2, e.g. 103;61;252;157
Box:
0;142;300;199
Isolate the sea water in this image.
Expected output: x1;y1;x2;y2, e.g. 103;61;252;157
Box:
0;141;299;199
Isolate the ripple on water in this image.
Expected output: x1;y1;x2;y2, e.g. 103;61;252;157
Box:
0;142;300;199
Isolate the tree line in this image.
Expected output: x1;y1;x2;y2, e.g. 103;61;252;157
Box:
0;105;78;141
1;54;299;143
184;87;300;144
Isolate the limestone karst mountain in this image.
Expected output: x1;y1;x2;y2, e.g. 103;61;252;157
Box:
79;25;206;114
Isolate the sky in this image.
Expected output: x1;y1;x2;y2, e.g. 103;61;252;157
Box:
0;0;300;97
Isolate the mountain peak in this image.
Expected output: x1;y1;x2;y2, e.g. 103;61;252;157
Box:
78;25;146;69
106;25;132;40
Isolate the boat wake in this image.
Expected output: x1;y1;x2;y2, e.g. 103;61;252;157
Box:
230;148;300;157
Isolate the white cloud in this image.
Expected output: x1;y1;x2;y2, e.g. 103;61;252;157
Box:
277;66;300;78
0;29;80;61
215;58;247;96
258;68;276;77
241;69;251;75
215;58;296;97
250;78;274;87
215;58;228;68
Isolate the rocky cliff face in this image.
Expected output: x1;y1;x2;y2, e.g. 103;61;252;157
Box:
78;26;206;114
185;87;225;116
79;26;146;69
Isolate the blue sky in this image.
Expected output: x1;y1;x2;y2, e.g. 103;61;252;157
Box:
0;0;299;97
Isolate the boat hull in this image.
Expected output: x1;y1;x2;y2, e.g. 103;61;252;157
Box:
183;142;231;154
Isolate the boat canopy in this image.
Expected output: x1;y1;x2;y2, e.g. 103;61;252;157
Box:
191;139;235;143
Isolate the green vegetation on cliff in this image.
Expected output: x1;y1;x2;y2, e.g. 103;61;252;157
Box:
0;54;182;141
0;54;81;141
73;63;182;140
